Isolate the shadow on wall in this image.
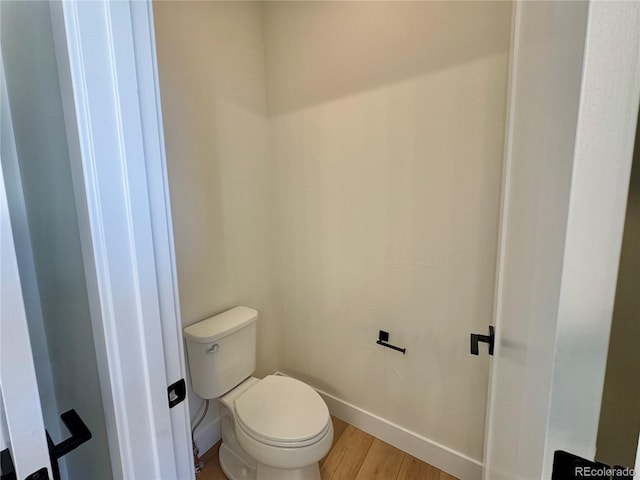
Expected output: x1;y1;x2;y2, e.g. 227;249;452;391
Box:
263;1;512;115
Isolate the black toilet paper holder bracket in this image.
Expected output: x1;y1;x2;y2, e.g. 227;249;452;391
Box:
376;330;406;354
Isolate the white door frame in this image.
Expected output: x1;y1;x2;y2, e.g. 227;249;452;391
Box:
484;1;640;479
0;56;53;478
49;1;193;478
0;132;52;480
543;1;640;472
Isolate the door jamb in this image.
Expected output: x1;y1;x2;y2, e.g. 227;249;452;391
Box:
49;1;194;478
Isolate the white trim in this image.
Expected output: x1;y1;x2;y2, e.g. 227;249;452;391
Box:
0;158;52;479
48;3;125;477
0;56;52;477
128;2;194;477
0;50;63;445
277;372;480;480
482;2;519;478
50;1;191;478
482;1;640;478
543;2;640;474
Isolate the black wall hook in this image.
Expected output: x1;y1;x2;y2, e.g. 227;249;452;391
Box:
376;330;406;354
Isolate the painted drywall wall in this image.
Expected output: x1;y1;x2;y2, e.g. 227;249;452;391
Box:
264;1;511;462
153;0;276;441
155;0;512;463
0;2;112;479
596;112;640;467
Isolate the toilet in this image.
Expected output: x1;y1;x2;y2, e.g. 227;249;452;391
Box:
184;306;333;480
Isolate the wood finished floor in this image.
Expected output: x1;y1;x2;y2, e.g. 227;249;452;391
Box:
196;417;459;480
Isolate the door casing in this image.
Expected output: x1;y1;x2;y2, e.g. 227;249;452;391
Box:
483;2;640;479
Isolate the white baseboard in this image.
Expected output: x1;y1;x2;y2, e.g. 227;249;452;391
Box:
276;372;482;480
194;415;221;458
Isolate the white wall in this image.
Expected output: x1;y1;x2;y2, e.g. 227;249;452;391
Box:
264;1;511;463
597;114;640;467
0;2;112;479
155;0;512;466
153;0;276;446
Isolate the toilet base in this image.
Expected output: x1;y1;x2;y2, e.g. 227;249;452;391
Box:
219;442;257;480
218;376;330;480
219;441;320;480
257;462;321;480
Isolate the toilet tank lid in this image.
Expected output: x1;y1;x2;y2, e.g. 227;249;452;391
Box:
183;306;258;344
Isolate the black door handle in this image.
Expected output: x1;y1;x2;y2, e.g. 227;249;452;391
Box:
0;409;90;480
0;448;49;480
470;326;494;356
47;409;92;480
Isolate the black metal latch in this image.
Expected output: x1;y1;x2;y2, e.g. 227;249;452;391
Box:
470;325;494;356
168;379;186;408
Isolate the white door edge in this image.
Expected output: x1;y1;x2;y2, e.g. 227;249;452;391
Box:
541;1;640;474
483;1;640;478
0;52;52;478
49;1;193;478
128;1;194;477
481;1;520;477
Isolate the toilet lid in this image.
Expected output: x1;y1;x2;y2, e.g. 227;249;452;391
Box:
234;375;330;446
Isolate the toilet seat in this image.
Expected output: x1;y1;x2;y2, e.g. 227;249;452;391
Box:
234;375;331;448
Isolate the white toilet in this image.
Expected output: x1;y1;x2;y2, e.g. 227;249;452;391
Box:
184;306;333;480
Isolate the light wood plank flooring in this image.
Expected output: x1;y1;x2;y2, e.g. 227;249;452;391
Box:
196;417;459;480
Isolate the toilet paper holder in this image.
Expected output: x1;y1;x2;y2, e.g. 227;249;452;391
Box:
376;330;406;354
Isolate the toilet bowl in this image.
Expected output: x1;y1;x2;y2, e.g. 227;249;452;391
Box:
220;375;333;480
183;307;333;480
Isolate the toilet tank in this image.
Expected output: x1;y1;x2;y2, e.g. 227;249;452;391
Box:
183;306;258;399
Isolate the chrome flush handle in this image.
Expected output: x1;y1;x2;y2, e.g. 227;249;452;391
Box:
206;344;220;354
